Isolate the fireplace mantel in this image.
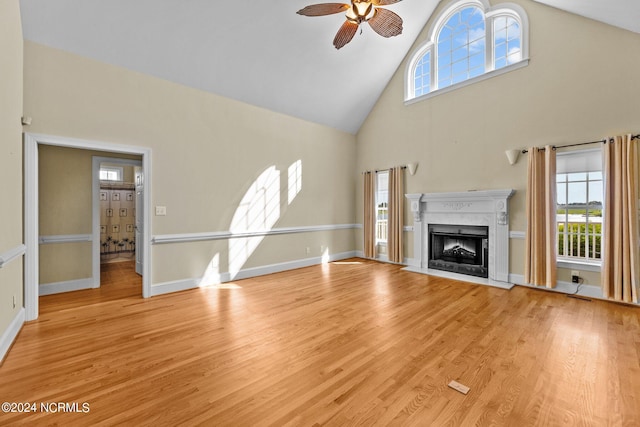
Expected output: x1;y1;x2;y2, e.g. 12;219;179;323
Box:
404;189;515;289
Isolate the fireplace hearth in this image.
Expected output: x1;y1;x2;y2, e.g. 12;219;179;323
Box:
428;224;488;278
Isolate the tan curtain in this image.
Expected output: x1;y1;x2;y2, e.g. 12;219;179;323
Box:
602;135;639;303
388;166;404;263
524;145;557;288
363;171;376;258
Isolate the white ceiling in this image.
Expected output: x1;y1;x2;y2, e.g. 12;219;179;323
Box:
19;0;639;134
532;0;640;35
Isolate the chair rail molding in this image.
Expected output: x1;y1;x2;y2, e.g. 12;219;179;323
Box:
0;244;26;269
152;223;359;244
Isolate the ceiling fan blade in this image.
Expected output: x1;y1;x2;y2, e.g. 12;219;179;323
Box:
333;20;359;49
368;8;403;38
372;0;402;5
297;3;349;16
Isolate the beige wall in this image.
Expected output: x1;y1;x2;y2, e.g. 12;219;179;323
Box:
0;0;24;333
356;0;640;285
24;42;357;286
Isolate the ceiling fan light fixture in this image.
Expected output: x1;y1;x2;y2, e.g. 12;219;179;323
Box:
297;0;403;49
346;1;375;23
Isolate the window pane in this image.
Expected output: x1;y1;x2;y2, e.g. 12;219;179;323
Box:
452;46;467;62
567;182;586;204
439;65;452;79
557;183;567;205
507;51;521;64
494;16;521;70
436;6;485;89
413;52;431;95
438;39;451;53
494;16;507;29
557;173;567;183
452;73;467;84
452;60;467;75
567;172;587;181
469;38;484;53
587;208;603;219
588;181;603;204
589;171;602;180
507;22;520;41
469;66;484;78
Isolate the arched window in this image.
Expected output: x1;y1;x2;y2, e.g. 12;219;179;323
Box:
437;6;485;89
406;0;528;102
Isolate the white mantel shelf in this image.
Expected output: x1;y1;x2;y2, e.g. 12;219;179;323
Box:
404;189;515;290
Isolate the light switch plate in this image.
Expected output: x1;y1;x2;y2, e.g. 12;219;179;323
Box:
155;206;167;216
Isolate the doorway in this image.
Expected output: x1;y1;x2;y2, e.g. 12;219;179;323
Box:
94;157;143;288
24;133;152;321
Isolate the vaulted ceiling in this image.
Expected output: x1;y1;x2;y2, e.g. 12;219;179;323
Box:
19;0;639;134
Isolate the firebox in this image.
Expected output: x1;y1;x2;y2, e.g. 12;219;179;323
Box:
428;224;489;278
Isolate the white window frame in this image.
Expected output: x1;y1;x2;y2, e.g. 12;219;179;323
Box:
556;149;603;271
100;165;124;182
405;0;529;103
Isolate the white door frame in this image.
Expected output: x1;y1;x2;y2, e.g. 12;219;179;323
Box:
92;156;143;286
24;133;152;321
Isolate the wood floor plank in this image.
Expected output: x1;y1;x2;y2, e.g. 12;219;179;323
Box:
1;259;639;426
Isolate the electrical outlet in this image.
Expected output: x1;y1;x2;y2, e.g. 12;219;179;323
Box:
305;247;310;255
571;270;580;283
155;206;167;216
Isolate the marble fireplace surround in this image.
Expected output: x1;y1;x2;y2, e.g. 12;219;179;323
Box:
404;189;515;289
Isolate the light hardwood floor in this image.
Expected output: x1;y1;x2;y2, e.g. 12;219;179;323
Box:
1;259;639;426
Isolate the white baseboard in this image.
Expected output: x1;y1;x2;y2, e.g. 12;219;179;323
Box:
509;274;603;299
150;251;359;297
39;277;96;296
1;308;25;363
404;257;420;268
150;278;198;297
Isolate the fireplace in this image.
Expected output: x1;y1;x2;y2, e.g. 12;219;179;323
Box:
404;189;515;289
428;224;488;278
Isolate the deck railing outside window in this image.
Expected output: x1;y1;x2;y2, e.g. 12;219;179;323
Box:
557;212;602;261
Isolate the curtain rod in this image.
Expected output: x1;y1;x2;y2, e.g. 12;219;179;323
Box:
362;166;407;174
521;134;640;154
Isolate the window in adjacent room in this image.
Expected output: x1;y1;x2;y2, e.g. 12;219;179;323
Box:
99;166;123;182
556;149;603;264
376;171;389;244
405;0;528;102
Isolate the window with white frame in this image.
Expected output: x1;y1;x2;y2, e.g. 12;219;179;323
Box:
556;149;603;263
376;171;389;244
406;0;528;101
99;166;123;182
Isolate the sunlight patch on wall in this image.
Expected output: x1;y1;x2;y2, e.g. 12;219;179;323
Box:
198;253;221;287
229;166;281;279
322;246;330;264
288;160;302;205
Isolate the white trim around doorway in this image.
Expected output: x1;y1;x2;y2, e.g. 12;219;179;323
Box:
24;133;152;321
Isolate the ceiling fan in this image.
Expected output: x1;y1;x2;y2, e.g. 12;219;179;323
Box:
297;0;403;49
